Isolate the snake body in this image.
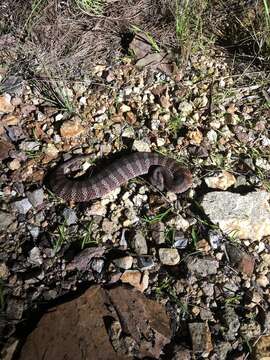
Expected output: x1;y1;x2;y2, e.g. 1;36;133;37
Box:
49;152;192;202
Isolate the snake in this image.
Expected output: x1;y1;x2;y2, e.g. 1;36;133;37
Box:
49;152;192;202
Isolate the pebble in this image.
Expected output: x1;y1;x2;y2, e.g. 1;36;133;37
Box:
0;210;15;230
122;126;135;138
151;222;166;244
60;118;85;138
0;93;14;113
87;202;107;217
0;262;10;280
188;323;213;353
13;198;32;214
19;141;40;151
137;256;155;270
8;159;21;170
63;208;77;226
132;140;151;152
159;248;180;266
113;256;133;270
28;247;43;266
27;189;44;207
132;231;148;255
205;171;236;190
44;143;59;159
120;270;149;292
173;232;188;249
187;258;219;276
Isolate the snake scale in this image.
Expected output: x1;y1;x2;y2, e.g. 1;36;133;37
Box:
49;152;192;202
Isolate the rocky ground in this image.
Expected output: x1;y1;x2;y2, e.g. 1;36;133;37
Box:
0;3;270;359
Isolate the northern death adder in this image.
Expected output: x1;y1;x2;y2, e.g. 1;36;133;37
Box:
49;152;192;202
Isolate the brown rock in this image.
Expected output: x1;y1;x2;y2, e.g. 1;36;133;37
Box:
188;322;213;353
0;138;14;161
125;111;137;124
0;94;14;113
120;270;149;292
19;285;171;360
253;335;270;359
226;244;255;276
60;118;85;138
204;171;236;190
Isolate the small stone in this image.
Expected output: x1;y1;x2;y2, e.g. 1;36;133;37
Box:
63;208;77;226
151;222;166;244
28;247;43;266
55;113;64;121
253;335;270;359
132;231;148;255
188;323;213;353
0;262;10;280
160;95;171;109
122;126;135;138
0;93;14;113
91;258;104;273
137;256;155;270
120;104;131;113
0;138;14;160
223;306;240;341
19;141;40;151
205;171;236;190
132;140;151;152
207;129;218;143
173;232;188;249
187;258;219;276
8;159;21;170
87;202;107;217
187;129;203;145
226;244;255;276
27;189;44;207
113;256;133;270
157;137;165;147
120;270;149;292
60;118;85;138
208;230;223;249
159;248;180;266
0;210;15;230
44;143;59;159
256;275;269;287
102;219;118;234
179;101;193;116
28;225;40;239
125;111;136;124
13;198;32;214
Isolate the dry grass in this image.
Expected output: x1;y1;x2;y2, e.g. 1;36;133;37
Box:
0;0;269;80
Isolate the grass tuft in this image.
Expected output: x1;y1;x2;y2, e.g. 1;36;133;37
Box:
75;0;104;16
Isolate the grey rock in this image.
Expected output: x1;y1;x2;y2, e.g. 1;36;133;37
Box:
201;191;270;241
27;189;44;207
137;256;155;270
132;231;148;255
0;210;15;230
63;208;77;226
173;231;188;249
159;248;180;266
187;258;219;277
28;247;43;266
113;256;133;270
19;141;40;151
13;198;32;214
7;126;26;142
91;258;104;273
28;225;40;239
223;306;240;341
208;230;223;249
0;262;10;280
151;222;165;245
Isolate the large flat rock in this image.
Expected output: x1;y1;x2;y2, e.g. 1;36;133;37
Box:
201;191;270;241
